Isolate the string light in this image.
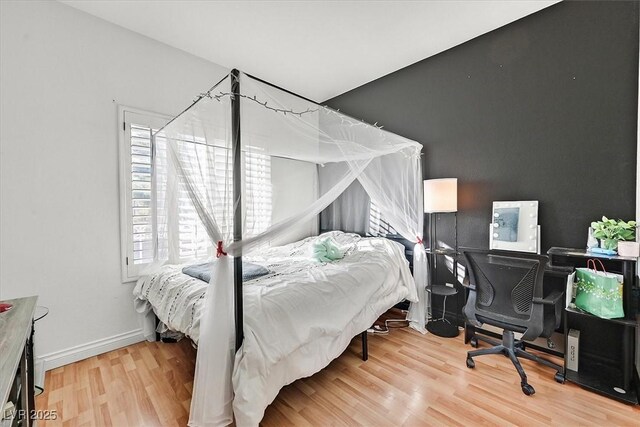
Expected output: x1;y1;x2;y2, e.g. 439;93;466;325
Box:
198;90;388;134
194;88;401;144
199;90;319;117
321;106;386;132
161;72;398;143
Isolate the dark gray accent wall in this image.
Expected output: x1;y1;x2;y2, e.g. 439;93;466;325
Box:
325;1;639;251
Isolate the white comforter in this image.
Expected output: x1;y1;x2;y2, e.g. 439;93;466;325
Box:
233;232;415;425
134;232;416;426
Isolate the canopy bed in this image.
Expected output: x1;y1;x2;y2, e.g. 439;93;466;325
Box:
135;70;428;426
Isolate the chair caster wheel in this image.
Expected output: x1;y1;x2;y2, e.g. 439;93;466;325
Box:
470;337;478;348
554;372;565;384
466;357;475;369
521;383;535;396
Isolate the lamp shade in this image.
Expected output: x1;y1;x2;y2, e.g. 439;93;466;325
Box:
424;178;457;213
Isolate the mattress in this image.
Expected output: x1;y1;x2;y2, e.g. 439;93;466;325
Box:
133;231;416;425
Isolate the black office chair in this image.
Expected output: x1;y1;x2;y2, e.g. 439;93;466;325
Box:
463;249;565;396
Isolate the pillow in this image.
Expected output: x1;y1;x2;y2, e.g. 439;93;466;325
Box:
310;236;347;262
182;261;269;283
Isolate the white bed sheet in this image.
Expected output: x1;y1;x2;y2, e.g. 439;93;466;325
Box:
133;232;416;426
134;264;208;343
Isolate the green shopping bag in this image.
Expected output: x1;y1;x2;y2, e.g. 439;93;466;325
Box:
575;259;624;319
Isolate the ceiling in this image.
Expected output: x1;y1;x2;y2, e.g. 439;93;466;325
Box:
61;0;559;102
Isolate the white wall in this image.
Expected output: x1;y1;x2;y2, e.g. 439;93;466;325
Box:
0;0;228;369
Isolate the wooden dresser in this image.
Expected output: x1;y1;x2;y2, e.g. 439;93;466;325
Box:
0;296;37;427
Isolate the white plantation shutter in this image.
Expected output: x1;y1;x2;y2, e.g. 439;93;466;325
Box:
120;110;171;281
129;124;155;265
153;131;169;262
245;151;272;235
120;108;273;281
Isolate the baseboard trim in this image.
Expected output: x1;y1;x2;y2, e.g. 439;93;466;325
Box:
38;329;145;371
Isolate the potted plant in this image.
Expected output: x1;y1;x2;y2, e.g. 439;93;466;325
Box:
590;217;637;254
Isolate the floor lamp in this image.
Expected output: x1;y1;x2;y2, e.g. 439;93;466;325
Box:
424;178;459;337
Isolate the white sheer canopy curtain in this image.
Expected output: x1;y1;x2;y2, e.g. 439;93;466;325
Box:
149;71;427;426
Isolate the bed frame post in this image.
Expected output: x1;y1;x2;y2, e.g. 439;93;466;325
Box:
361;331;368;361
231;69;244;351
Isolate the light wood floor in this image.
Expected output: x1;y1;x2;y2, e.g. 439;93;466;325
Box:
37;309;640;426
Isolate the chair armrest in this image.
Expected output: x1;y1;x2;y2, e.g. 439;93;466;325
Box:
532;290;564;306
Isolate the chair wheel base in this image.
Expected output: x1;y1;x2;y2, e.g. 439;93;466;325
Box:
554;372;565;384
521;383;535;396
470;337;478;348
466;357;475;369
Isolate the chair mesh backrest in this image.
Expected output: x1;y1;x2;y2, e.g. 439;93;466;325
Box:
465;251;546;322
471;258;495;306
511;266;537;314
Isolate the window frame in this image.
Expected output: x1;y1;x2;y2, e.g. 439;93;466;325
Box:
118;106;275;283
118;106;171;283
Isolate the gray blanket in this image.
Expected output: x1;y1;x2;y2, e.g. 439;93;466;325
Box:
182;261;269;283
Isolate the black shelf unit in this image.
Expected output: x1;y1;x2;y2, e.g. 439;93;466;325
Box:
426;212;461;328
428;249;463;327
548;247;639;405
564;347;637;404
565;306;637;327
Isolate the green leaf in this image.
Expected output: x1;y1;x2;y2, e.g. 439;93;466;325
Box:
590;217;636;241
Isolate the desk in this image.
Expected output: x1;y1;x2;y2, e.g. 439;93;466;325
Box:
0;296;37;427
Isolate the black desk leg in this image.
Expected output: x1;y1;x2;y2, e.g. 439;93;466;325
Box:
361;331;368;361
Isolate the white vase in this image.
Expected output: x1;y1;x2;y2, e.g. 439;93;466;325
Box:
617;241;640;257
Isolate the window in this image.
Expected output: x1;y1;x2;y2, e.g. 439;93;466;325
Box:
128;123;156;265
119;109;168;281
160;133;233;261
368;202;397;237
245;150;272;235
119;107;272;282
